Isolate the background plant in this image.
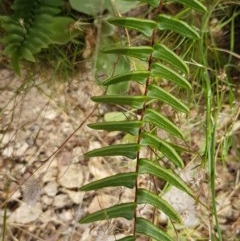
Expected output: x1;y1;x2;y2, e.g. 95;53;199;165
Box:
0;0;140;77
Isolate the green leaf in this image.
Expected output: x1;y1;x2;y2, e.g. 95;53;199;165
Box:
20;47;35;62
2;33;24;44
22;41;40;55
147;84;189;113
157;14;200;39
151;63;191;90
104;112;128;122
139;159;194;198
123;0;159;7
137;189;182;223
144;109;184;139
102;71;150;86
48;17;78;44
34;14;55;24
80;172;137;191
136;217;174;241
108;17;157;37
28;29;51;45
153;44;189;74
69;0;103;15
88;121;142;135
32;22;53;36
116;236;135;241
80;202;136;223
85;143;140;159
172;0;207;12
91;95;148;109
69;0;138;15
140;132;184;168
35;6;61;15
25;35;49;50
102;46;153;60
3;43;20;56
40;0;65;7
110;1;139;14
1;23;27;36
11;52;20;76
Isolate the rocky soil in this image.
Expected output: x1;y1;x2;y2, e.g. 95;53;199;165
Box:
0;66;239;241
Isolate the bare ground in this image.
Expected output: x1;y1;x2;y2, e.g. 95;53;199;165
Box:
0;65;239;241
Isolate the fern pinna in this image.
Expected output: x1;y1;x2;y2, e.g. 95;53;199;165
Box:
80;0;206;240
0;0;64;75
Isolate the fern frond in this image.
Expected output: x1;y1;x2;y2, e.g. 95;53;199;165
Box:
80;0;207;240
0;0;64;74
